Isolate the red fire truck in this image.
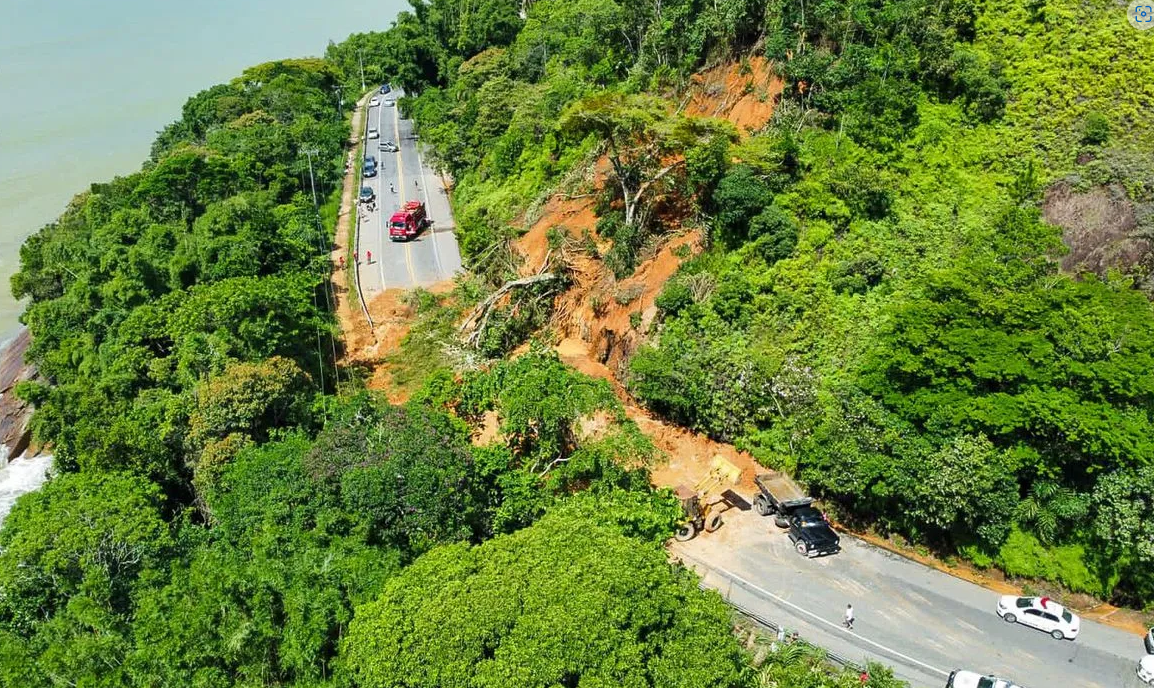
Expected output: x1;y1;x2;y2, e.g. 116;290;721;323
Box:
388;201;428;241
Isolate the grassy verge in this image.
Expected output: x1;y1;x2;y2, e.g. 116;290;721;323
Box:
345;92;372;312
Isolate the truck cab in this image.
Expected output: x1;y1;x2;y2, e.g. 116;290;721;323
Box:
389;200;428;241
786;506;840;557
753;471;840;557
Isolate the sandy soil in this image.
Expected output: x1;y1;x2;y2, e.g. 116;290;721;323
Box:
684;56;784;136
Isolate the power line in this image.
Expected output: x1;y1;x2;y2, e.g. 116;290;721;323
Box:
302;146;343;402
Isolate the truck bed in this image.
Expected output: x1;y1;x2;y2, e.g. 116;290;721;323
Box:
754;471;812;509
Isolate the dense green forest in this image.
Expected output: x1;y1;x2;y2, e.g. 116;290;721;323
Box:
3;0;1154;684
333;0;1154;604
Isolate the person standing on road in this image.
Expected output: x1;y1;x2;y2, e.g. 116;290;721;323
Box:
353;252;358;264
366;250;372;264
389;182;394;193
844;604;854;630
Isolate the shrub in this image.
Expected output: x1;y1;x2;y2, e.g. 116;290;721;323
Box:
748;205;799;264
831;252;885;294
614;284;645;305
655;279;694;316
604;222;641;278
997;527;1102;595
1082;112;1110;146
712;165;773;246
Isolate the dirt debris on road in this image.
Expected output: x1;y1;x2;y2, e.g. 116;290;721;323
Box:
555;337;760;495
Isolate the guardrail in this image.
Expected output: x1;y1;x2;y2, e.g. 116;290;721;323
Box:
352;205;374;329
675;549;866;673
351;94;374;331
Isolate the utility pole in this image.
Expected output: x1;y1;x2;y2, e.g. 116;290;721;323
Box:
356;48;367;91
332;85;344;119
302;146;319;209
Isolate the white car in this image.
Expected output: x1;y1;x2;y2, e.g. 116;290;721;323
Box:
370;97;379;106
946;670;1023;688
1140;655;1154;685
383;99;396;107
996;595;1079;640
367;127;379;139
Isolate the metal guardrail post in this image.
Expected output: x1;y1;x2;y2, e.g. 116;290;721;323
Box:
350;93;375;332
353;210;374;330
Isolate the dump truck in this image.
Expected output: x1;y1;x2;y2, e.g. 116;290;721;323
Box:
388;200;428;241
674;455;742;542
753;471;840;557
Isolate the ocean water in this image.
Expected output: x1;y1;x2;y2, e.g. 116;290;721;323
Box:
0;0;406;337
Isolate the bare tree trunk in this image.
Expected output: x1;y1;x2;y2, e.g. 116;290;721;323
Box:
459;273;561;347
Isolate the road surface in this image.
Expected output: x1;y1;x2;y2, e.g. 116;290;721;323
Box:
674;506;1145;688
355;90;461;294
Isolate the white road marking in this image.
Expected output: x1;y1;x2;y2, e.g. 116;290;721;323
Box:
414;140;445;279
392;99;417;285
376;104;387;290
688;558;951;678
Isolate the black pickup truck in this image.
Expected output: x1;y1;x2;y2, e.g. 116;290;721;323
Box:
753;472;841;557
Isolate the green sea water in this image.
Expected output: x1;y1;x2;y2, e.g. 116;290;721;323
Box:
0;0;404;337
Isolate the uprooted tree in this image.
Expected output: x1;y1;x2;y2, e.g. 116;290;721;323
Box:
558;92;735;229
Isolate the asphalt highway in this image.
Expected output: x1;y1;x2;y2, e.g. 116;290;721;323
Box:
355;89;461;294
674;506;1146;688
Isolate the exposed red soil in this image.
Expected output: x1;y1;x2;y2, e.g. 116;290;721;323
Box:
683;56;784;136
554;337;760;494
505;57;785;496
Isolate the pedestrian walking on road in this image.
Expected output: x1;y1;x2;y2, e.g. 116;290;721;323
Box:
353;252;358;264
843;604;854;630
389;182;395;193
366;250;372;264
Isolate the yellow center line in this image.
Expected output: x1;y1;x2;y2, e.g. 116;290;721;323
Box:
393;99;417;286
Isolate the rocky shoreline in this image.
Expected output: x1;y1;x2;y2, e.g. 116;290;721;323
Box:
0;327;37;461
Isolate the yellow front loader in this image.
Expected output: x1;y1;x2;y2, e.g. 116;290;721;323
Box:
673;455;742;541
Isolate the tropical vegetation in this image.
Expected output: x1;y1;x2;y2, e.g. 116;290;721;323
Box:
3;0;1154;684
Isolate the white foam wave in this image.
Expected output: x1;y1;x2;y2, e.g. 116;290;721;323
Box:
0;453;52;528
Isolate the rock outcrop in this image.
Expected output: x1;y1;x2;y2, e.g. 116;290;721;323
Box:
0;328;37;460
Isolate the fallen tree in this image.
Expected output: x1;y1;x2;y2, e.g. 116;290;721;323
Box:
458;272;560;348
